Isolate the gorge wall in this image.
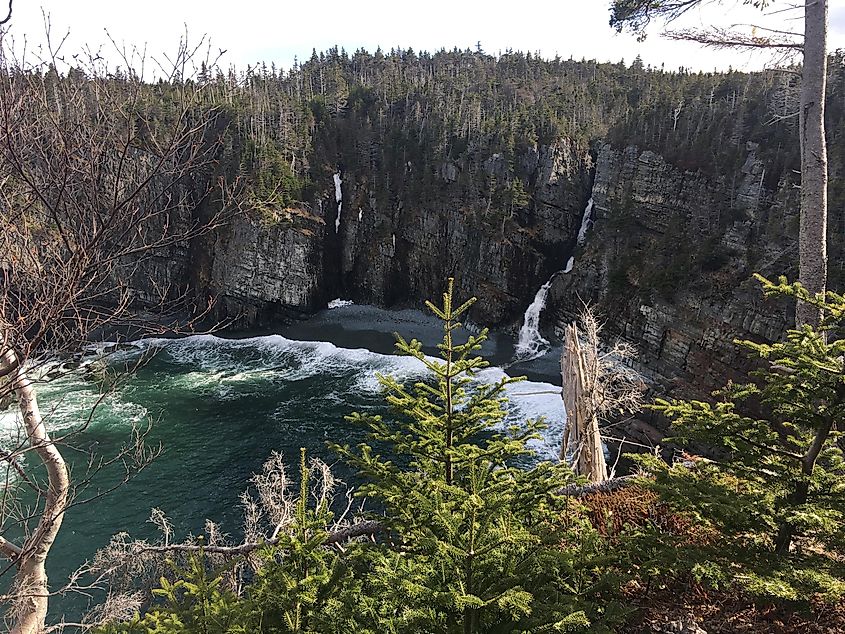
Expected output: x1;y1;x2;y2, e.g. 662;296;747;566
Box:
204;138;591;327
549;142;808;397
194;136;842;399
125;50;845;397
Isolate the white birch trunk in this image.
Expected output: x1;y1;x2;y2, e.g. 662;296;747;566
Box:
797;0;829;327
1;348;69;634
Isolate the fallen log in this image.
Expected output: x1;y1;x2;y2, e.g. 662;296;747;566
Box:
134;519;383;557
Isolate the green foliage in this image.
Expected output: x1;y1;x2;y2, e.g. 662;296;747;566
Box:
98;551;247;633
333;279;605;632
605;219;746;303
103;281;628;633
504;178;530;211
95;276;845;630
241;449;364;633
628;276;845;602
21;45;845;300
100;450;363;634
243;139;305;223
610;1;773;41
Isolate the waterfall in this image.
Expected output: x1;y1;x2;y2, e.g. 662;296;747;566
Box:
576;197;594;245
333;173;343;232
514;278;555;360
514;197;595;361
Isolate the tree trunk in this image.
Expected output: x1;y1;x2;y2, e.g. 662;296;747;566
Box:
0;349;69;634
797;0;828;328
560;324;607;483
774;415;835;555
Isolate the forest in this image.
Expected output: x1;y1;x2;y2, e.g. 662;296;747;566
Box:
0;0;844;632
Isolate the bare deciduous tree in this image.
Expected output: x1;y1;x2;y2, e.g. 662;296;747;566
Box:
0;16;241;632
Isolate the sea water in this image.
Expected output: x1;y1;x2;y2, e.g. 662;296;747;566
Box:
0;303;566;620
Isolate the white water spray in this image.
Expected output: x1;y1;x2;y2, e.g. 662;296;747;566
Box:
514;278;555;359
333;173;343;232
514;197;595;361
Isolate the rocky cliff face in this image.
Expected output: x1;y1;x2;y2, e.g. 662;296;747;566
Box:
546;142;818;397
141;132;840;400
334;139;592;323
209;210;325;326
187;139;592;328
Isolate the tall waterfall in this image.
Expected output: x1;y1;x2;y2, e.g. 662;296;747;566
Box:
576;197;594;245
514;277;555;360
333;173;343;232
514;197;594;361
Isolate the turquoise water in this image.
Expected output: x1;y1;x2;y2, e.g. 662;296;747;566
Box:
0;304;566;622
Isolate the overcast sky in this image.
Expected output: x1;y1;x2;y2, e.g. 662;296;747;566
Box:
5;1;845;74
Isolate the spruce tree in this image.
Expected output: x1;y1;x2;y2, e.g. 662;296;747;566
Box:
334;279;596;633
632;276;845;601
100;282;624;633
99;450;364;634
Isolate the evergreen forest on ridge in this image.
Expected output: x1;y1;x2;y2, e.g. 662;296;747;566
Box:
0;1;844;632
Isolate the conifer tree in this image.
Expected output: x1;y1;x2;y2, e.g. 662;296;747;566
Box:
633;276;845;601
334;279;596;633
98;282;627;633
99;450;364;633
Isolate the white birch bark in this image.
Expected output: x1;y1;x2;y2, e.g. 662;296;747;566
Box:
1;348;69;634
797;0;829;327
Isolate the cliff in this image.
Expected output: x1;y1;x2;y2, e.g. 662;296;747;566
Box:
190;139;592;328
548;141;842;396
117;50;845;397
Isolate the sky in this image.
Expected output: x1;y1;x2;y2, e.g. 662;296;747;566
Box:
4;1;845;75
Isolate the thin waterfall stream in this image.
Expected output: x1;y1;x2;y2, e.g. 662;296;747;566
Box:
514;197;594;361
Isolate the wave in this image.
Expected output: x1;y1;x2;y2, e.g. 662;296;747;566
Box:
1;333;567;460
134;334;566;459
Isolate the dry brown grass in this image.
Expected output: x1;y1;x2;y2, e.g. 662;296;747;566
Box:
622;585;845;633
580;485;709;543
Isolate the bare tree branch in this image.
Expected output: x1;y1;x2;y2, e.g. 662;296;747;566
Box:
0;1;11;28
129;520;383;558
0;21;244;632
665;27;803;50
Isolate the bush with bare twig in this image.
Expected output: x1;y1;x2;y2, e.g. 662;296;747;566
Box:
0;13;242;631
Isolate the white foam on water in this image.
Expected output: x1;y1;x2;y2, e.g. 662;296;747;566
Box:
0;408;23;449
136;334;256;374
474;367;564;460
168;370;230;392
0;409;26;483
40;386;149;435
136;334;565;459
328;298;353;309
136;334;422;392
0;380;149;457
